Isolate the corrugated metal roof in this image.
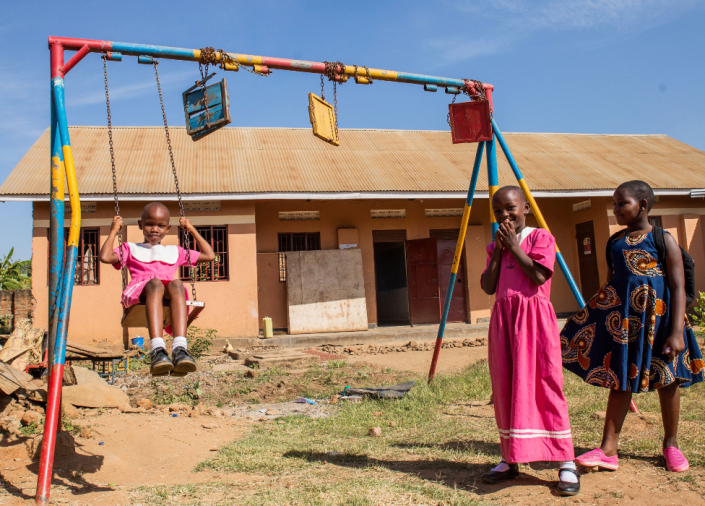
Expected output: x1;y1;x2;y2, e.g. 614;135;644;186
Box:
2;126;704;198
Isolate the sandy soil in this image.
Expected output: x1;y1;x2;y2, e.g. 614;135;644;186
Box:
1;340;703;505
346;342;489;374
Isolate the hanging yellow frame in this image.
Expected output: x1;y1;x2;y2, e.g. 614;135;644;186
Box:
308;92;339;146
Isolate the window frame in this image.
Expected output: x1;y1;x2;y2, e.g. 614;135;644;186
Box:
179;225;229;282
277;232;321;252
48;227;101;286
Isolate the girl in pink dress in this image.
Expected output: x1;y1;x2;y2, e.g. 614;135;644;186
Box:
481;186;579;496
99;202;215;377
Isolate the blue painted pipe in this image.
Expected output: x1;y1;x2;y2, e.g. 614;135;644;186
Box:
438;142;485;338
48;84;65;373
428;142;485;381
486;135;499;236
491;119;586;309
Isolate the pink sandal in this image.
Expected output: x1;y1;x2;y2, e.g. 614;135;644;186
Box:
663;447;689;472
575;448;619;471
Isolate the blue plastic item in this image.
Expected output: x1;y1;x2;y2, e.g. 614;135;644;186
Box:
131;337;144;348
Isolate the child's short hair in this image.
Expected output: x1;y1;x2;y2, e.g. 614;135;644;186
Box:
617;180;655;211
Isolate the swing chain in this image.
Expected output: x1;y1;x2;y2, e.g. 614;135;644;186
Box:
153;60;198;302
102;55;128;291
199;47;217;130
352;64;373;84
323;61;346;139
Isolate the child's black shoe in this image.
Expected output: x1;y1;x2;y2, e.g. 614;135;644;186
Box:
481;462;519;484
172;347;197;376
150;348;174;376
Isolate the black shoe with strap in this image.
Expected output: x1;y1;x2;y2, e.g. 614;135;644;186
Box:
172;347;197;376
557;467;581;496
481;462;519;484
150;347;174;376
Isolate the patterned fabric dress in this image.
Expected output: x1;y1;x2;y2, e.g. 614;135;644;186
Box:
561;231;704;392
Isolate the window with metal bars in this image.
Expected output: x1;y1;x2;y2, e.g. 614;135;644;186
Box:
179;226;229;282
278;232;321;252
54;228;100;285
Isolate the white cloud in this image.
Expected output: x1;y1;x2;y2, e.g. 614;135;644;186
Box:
431;0;704;62
67;69;194;107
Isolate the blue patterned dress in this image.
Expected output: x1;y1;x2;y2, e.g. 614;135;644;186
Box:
561;231;704;392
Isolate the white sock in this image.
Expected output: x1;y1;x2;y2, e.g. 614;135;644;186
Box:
150;337;166;352
172;336;188;351
491;461;510;472
559;461;578;483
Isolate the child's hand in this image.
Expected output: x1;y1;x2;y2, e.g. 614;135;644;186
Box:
498;220;519;250
494;228;505;250
179;217;196;234
662;332;685;361
110;216;123;233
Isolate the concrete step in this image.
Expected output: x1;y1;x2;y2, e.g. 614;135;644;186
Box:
212;322;489;351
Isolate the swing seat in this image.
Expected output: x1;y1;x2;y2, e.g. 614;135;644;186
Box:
183;78;231;141
308;92;339;146
121;300;205;329
448;100;492;144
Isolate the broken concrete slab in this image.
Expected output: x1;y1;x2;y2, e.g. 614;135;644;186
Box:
244;351;320;369
61;384;130;408
71;365;109;386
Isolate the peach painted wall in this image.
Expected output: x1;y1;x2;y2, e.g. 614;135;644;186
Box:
254;197;589;326
32;200;259;347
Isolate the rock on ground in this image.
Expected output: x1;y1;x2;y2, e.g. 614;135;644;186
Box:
61;384;130;408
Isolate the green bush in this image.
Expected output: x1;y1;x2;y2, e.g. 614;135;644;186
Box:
691;291;705;329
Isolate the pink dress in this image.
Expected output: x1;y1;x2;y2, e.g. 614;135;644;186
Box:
114;242;200;308
482;228;574;463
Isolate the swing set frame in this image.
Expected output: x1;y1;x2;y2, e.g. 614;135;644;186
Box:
39;36;585;505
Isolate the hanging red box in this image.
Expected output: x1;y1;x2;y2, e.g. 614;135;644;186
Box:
448;100;492;144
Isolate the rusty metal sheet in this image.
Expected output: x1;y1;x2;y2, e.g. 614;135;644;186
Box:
2;127;704;198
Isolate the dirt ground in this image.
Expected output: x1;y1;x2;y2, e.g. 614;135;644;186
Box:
1;338;703;505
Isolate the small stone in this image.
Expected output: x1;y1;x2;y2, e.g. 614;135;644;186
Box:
210;447;218;451
21;410;41;427
245;370;258;379
79;429;91;439
368;427;382;437
407;341;417;348
329;395;340;404
208;407;222;418
373;412;382;417
119;406;144;414
161;408;170;414
266;409;278;416
202;422;218;429
136;399;153;410
591;411;607;420
390;421;397;427
189;409;200;418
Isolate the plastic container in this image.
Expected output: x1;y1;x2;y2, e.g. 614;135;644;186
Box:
262;317;273;339
131;337;144;348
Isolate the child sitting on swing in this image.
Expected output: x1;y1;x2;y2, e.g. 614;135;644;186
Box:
99;202;215;377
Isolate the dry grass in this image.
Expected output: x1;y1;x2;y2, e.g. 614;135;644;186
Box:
130;346;705;505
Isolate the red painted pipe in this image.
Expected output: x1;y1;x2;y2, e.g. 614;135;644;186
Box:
62;44;91;75
50;42;64;79
427;339;442;383
35;365;64;505
48;36;111;52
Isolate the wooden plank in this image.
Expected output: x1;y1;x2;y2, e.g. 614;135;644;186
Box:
0;362;31;395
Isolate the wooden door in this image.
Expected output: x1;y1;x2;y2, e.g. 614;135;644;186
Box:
406;238;440;324
575;221;600;302
437;239;468;322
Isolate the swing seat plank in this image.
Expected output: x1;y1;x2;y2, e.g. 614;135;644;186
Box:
121;300;205;329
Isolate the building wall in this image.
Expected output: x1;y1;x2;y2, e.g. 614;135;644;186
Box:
30;194;705;346
32;200;259;346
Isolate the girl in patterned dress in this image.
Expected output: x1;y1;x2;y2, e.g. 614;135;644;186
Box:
562;180;703;473
481;186;579;496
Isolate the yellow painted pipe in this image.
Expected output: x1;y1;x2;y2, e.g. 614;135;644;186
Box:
61;146;81;248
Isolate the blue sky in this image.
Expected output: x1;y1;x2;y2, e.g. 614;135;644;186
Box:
1;0;704;260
